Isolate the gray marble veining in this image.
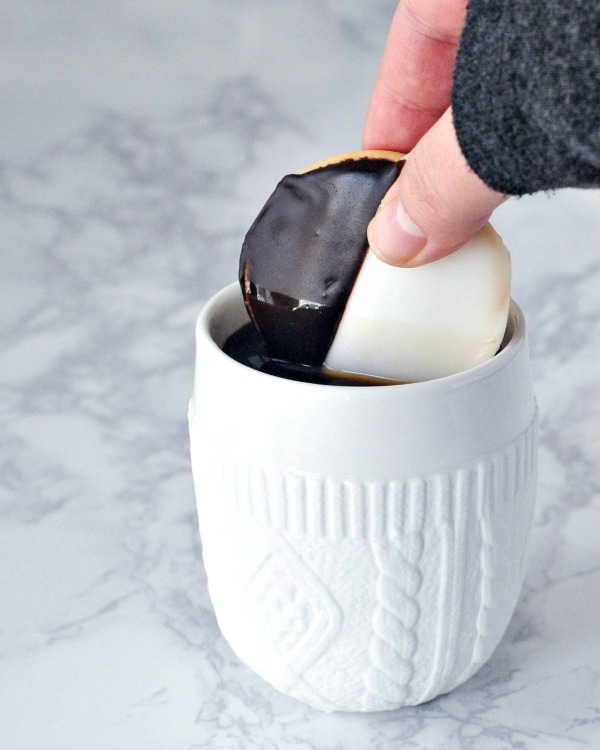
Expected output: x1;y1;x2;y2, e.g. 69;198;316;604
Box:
0;2;599;748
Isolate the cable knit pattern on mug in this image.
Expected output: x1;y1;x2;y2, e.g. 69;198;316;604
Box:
474;460;496;666
457;419;538;685
362;480;426;709
190;410;538;711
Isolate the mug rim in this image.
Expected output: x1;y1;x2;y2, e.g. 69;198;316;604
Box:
198;282;525;394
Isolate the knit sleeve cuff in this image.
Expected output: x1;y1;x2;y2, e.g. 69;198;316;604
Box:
451;0;600;196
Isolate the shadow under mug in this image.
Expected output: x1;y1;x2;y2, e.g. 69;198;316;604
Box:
189;282;538;712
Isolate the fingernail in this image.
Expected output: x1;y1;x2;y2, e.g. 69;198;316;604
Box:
367;197;427;265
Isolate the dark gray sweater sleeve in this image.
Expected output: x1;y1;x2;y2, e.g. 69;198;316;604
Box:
451;0;600;195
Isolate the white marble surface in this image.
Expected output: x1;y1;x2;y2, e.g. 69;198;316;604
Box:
0;2;599;748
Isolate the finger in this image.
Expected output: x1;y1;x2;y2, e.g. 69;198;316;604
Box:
367;108;507;266
363;0;468;152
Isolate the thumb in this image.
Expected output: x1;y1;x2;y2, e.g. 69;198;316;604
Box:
367;108;507;267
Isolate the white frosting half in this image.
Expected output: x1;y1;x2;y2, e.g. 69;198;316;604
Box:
324;223;511;382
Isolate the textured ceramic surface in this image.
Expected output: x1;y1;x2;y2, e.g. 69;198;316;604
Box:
189;284;538;711
3;2;600;748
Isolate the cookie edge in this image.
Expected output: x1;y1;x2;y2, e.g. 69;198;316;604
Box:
298;150;405;174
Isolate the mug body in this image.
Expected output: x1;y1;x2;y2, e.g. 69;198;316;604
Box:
189;283;537;712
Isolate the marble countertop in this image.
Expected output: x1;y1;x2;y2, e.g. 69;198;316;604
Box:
1;2;599;748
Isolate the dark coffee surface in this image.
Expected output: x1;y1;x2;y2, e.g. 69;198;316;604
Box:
223;323;403;386
239;157;403;367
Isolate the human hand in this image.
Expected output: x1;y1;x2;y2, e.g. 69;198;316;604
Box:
363;0;506;267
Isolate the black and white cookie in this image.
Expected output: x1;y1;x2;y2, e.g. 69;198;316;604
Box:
239;150;510;382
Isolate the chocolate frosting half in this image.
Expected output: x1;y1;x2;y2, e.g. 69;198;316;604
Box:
239;156;404;366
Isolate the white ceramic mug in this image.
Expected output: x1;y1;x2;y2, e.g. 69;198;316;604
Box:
189;282;537;712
